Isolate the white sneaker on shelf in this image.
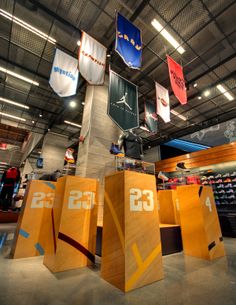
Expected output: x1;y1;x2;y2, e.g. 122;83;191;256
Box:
158;171;169;181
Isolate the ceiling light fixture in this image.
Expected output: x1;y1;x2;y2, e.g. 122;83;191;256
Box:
198;96;202;100
0;66;39;86
140;125;150;132
64;120;81;128
0;111;26;121
193;83;198;88
203;90;210;97
216;84;234;101
77;40;81;46
32;120;35;123
0;97;29;109
0;9;56;44
69;101;77;108
81;102;85;105
151;19;185;54
170;109;187;121
39;113;42;117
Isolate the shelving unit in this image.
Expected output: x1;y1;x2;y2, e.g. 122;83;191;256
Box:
201;172;236;206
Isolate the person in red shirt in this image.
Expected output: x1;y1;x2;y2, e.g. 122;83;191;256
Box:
0;167;21;212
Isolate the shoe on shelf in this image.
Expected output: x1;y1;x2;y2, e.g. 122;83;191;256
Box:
110;143;122;155
207;175;214;180
215;174;222;178
227;194;235;199
232;177;236;182
202;181;208;185
222;173;230;177
215;179;223;183
224;178;231;183
176;162;190;172
158;171;169;181
230;172;236;177
225;183;232;188
218;190;225;194
226;189;234;193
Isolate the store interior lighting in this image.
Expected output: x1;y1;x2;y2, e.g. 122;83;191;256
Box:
140;125;150;131
151;18;185;54
0;66;39;86
77;40;81;46
0;97;29;109
216;84;234;101
203;90;210;97
69;101;77;108
170;109;187;121
0;111;26;121
0;9;56;44
64;120;82;128
198;96;202;100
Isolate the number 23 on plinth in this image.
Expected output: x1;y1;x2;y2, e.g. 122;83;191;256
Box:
43;176;99;273
101;171;164;292
11;180;56;259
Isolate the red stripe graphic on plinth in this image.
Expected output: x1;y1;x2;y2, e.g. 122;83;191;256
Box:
58;232;95;263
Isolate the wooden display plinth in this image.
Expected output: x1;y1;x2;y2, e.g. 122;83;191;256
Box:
176;185;225;260
101;171;163;292
11;180;56;259
157;190;180;224
43;176;98;273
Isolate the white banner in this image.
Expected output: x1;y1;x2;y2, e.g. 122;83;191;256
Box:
49;49;79;97
79;31;107;85
155;82;170;123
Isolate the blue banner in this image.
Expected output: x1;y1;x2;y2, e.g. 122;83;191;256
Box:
115;13;142;69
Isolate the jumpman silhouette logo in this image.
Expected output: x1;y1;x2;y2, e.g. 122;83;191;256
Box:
116;92;132;110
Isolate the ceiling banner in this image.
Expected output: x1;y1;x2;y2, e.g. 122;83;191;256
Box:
49;48;79;97
155;82;170;123
167;55;187;105
108;69;139;131
115;13;142;69
144;100;158;133
78;31;107;85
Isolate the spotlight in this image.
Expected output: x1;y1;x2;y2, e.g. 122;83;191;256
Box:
203;90;210;97
198;96;202;100
77;40;81;46
69;101;76;108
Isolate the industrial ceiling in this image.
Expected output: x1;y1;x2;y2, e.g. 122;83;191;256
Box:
0;0;236;151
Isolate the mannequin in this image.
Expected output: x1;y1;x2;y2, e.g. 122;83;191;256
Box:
0;167;21;211
118;129;143;160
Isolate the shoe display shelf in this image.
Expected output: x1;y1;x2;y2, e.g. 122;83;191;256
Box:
201;172;236;206
114;156;155;175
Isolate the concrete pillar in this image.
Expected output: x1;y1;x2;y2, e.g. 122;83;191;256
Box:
76;76;120;226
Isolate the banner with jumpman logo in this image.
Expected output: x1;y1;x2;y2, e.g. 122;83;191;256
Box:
108;69;139;131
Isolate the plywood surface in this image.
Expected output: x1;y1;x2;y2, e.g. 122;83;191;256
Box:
101;171;163;292
43;176;98;273
176;185;225;260
11;180;56;259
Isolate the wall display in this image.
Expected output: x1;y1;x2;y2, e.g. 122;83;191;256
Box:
108;70;139;131
78;31;107;85
167;55;187;105
155;82;170;123
101;171;163;292
43;176;98;273
49;48;79;97
11;180;56;258
144;100;158;133
115;13;142;69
